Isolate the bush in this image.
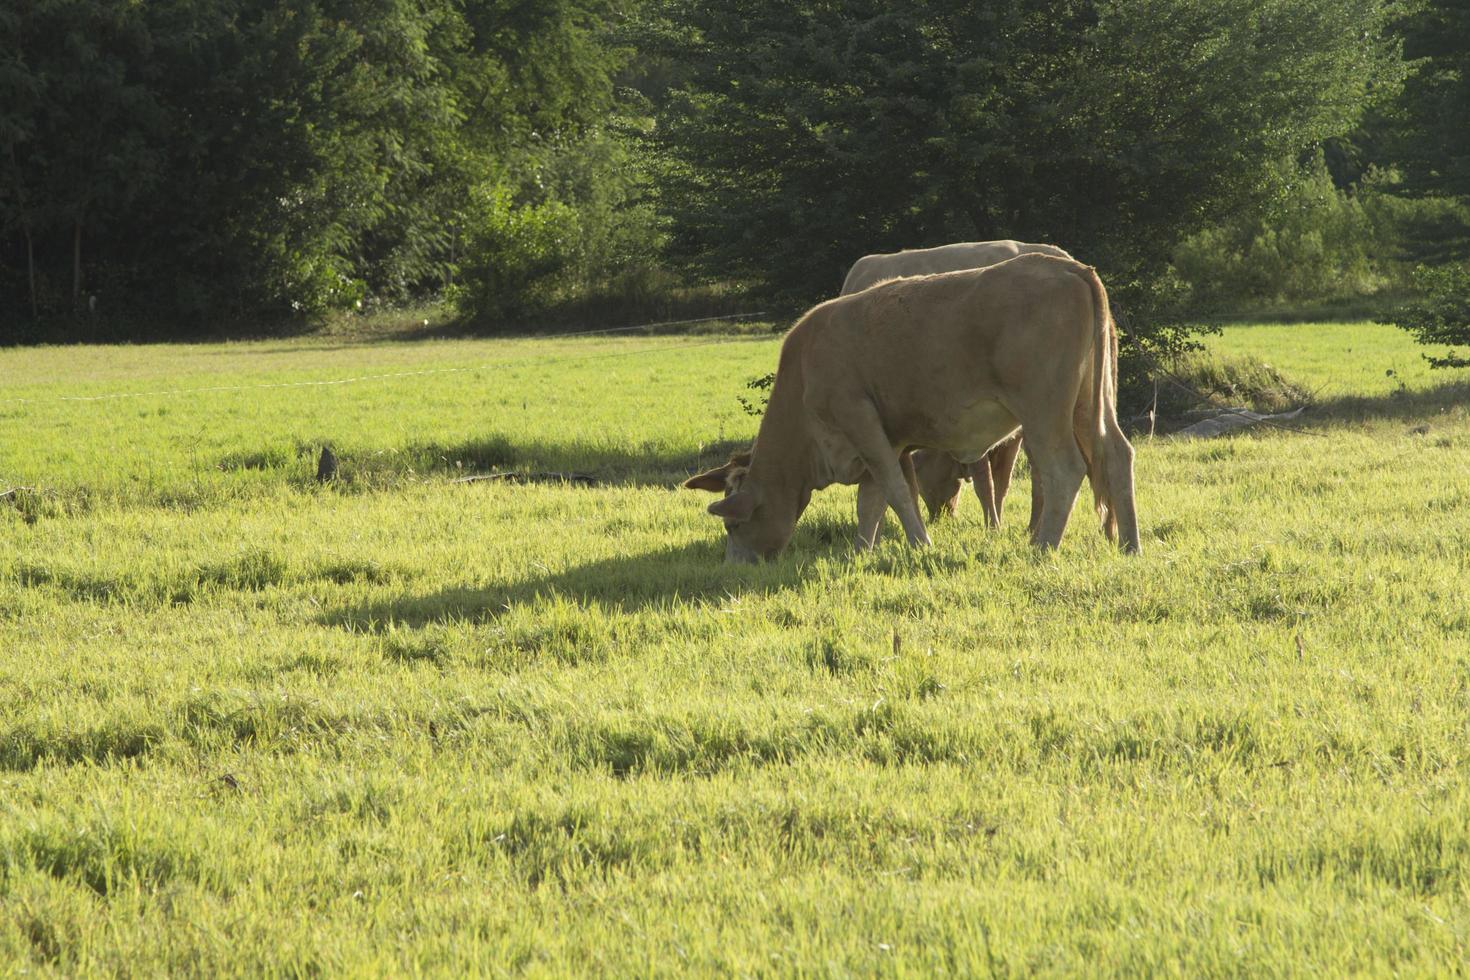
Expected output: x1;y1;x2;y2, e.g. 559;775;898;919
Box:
1171;157;1408;308
451;186;583;325
1385;263;1470;369
1161;352;1316;416
452;127;673;329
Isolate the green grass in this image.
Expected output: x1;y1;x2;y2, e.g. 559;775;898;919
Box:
2;320;1469;975
1203;318;1454;399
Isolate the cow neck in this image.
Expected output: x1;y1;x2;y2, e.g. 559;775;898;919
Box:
747;344;817;506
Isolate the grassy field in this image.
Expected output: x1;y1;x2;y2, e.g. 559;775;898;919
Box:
2;320;1469;975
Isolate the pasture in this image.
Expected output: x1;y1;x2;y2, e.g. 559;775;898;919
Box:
2;320;1469;974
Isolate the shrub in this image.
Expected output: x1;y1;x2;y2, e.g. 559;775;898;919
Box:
451;127;672;329
451;185;582;325
1171;157;1397;308
1385;263;1470;369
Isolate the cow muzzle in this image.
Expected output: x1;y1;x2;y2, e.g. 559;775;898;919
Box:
724;537;761;565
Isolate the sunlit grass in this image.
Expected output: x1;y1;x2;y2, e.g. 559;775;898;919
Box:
1205;318;1454;397
2;321;1468;974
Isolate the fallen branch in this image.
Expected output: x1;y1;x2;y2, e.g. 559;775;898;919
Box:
1168;406;1307;440
452;472;598;486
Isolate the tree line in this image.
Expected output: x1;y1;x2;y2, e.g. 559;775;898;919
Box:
1;0;636;334
2;0;1468;359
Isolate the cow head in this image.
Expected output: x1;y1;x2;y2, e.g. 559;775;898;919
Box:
910;449;963;521
682;450;803;563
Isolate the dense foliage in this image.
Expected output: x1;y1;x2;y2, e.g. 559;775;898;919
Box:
1379;0;1470;362
1384;0;1470;215
1391;263;1470;368
4;0;1470;354
1171;155;1456;309
0;0;633;336
649;0;1395;302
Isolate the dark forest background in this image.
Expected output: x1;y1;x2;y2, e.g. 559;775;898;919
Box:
3;0;1469;365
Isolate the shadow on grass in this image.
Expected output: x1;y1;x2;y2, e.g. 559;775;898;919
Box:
1306;375;1470;427
316;517;866;629
181;286;781;351
1190;295;1405;326
218;433;755;489
1151;374;1469;436
190;318;779;356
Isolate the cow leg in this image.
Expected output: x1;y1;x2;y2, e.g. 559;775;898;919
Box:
900;450;922;517
845;405;931;547
969;456;1000;527
1024;421;1086;550
940;487;961;521
855;475;886;548
1025;441;1043;535
989;434;1023;525
858;452;922;547
1102;420;1141;553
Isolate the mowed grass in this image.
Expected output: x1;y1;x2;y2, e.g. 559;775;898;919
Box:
2;320;1469;975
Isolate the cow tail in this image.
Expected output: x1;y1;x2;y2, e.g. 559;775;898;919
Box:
1083;265;1118;538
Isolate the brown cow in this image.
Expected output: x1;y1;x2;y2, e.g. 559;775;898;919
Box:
909;433;1025;525
684;254;1139;562
840;240;1073;296
842;241;1073;531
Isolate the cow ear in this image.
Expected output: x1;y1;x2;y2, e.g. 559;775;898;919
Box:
708;490;755;522
683;451;753;493
683;464;735;493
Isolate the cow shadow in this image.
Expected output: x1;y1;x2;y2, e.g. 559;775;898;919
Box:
220;433;755;490
429;435;753;488
317;518;865;630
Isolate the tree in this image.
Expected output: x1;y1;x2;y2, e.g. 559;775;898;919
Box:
1;1;169;321
447;2;664;326
1393;264;1470;367
1378;0;1470;365
131;0;472;319
1385;1;1470;210
0;5;43;321
1;0;642;337
648;0;1398;379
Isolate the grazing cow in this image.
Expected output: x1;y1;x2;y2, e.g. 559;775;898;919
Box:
909;433;1025;524
840;240;1073;295
684;254;1139;562
841;241;1073;530
911;321;1118;532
